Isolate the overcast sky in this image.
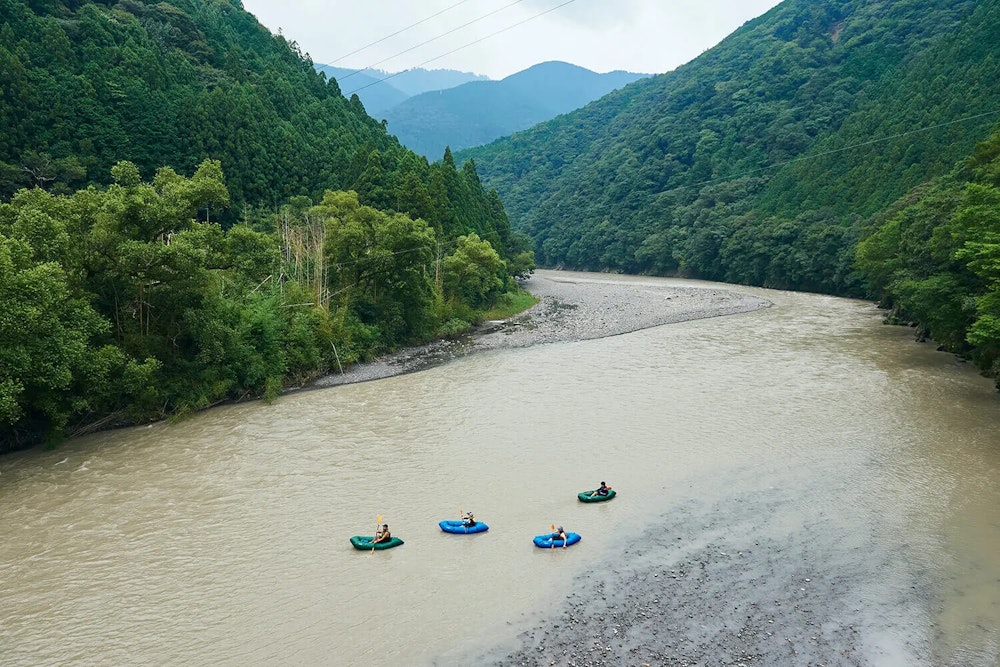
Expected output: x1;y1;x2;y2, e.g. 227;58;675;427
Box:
240;0;784;80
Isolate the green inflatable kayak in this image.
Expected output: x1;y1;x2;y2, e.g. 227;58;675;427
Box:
578;489;616;502
350;535;404;550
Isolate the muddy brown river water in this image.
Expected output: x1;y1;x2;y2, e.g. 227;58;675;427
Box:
1;273;999;666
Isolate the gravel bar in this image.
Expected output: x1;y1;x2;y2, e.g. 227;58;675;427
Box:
311;270;772;388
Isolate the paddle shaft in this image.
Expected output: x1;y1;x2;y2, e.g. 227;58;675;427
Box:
371;514;382;554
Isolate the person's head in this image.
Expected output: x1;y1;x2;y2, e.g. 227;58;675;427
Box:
557;525;564;532
600;481;606;486
382;524;388;529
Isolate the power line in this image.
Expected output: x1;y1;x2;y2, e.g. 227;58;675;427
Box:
338;0;528;83
328;0;474;66
347;0;578;96
329;236;467;270
691;108;1000;191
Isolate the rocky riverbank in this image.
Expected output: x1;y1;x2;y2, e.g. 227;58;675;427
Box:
312;270;772;388
460;484;926;667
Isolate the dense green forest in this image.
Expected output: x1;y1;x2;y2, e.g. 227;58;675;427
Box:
857;129;1000;379
0;0;533;451
460;0;1000;382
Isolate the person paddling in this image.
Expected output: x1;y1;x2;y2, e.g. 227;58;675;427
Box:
373;523;391;544
462;511;476;527
590;481;611;497
552;525;568;548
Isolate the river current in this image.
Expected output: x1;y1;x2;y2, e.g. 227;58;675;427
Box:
1;274;998;666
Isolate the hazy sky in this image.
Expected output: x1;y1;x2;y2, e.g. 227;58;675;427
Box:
240;0;784;80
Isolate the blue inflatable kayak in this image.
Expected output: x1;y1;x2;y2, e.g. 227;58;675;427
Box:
439;520;489;534
533;532;581;548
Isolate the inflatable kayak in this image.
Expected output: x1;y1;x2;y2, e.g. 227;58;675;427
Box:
533;532;582;548
439;520;489;534
350;535;404;550
578;489;616;502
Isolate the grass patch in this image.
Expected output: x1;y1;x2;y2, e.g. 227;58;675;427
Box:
483;289;539;320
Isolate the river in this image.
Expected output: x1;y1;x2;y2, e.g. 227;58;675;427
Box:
1;273;998;666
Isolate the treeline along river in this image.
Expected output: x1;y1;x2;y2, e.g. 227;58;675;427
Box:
1;273;999;666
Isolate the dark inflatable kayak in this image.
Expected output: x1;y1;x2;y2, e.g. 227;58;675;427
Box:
578;489;616;502
533;532;582;548
439;520;489;534
350;535;404;550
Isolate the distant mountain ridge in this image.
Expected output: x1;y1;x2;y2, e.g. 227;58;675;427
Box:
383;61;650;159
315;65;488;116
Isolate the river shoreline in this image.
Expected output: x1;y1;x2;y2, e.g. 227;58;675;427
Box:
1;271;767;455
456;482;925;667
310;270;773;389
402;272;934;667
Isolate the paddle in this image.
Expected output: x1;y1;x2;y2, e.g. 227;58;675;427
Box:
550;523;556;549
371;514;383;554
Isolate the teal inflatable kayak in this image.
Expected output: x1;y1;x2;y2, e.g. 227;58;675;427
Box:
578;489;616;502
350;535;404;550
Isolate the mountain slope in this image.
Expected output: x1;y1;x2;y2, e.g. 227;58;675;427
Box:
386;67;490;97
315;65;488;116
459;0;1000;295
314;65;409;115
0;0;529;449
386;61;648;159
0;0;405;206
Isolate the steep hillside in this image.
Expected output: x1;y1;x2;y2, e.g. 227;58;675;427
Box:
0;0;531;450
460;0;1000;296
386;61;648;159
0;0;405;207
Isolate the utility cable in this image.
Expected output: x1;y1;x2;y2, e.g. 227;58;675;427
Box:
692;108;1000;190
329;236;462;270
337;0;528;82
346;0;578;95
328;0;474;66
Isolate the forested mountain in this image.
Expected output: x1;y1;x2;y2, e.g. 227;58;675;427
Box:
0;0;533;451
384;62;649;159
460;0;1000;295
314;65;488;117
459;0;1000;385
381;67;489;98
